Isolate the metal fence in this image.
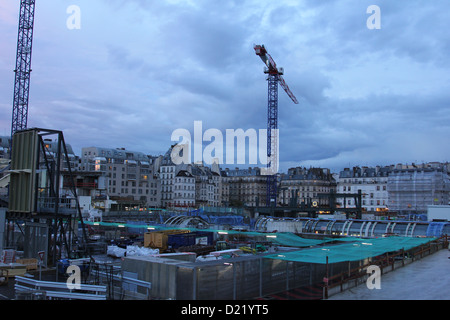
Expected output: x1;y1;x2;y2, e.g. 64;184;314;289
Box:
119;253;356;300
88;261;152;300
121;236;448;300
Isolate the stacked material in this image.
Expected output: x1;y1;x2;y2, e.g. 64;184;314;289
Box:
1;249;16;263
16;258;38;271
0;263;26;277
107;245;159;258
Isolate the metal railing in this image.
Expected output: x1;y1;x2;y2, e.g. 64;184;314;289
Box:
89;263;152;300
15;276;107;300
324;235;449;299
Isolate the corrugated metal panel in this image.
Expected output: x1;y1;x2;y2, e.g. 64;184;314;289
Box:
8;130;39;214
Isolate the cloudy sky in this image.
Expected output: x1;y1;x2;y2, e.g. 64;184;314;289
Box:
1;0;449;173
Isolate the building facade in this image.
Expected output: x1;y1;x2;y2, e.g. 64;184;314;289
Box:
173;170;196;207
222;167;267;207
337;166;390;213
80;147;160;208
191;164;221;207
158;147;177;208
279;167;336;208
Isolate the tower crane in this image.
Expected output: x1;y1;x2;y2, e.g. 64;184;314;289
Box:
7;1;93;266
11;0;36;142
254;44;299;207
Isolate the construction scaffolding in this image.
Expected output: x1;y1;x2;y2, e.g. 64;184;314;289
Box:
388;166;450;214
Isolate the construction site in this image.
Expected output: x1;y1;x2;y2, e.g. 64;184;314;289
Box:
1;155;449;301
1;1;450;302
0;128;449;300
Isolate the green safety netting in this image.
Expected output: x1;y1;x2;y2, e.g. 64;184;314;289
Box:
264;236;436;264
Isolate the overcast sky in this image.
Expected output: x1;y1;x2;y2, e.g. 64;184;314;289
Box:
1;0;449;173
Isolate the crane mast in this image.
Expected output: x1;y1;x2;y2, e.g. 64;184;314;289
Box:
254;44;298;207
11;0;36;141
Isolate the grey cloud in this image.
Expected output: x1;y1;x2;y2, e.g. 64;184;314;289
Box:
1;0;449;171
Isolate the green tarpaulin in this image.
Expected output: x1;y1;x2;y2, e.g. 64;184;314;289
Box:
265;236;436;264
85;221;436;264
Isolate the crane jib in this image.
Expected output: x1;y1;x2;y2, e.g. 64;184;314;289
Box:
254;44;298;104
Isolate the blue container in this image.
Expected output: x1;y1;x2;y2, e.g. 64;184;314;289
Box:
195;231;213;246
168;231;214;249
168;233;196;249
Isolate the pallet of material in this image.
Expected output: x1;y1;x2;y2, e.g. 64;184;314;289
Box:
16;258;38;271
144;230;190;251
0;263;27;277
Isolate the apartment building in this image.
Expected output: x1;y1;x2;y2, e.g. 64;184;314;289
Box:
279;167;336;207
158;147;177;208
173;170;195;207
222;167;267;207
80;147;160;208
337;166;390;213
0;136;11;160
191;164;221;207
158;146;222;208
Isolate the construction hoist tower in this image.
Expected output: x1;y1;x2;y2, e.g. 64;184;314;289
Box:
254;45;299;207
7;2;93;266
11;0;36;140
